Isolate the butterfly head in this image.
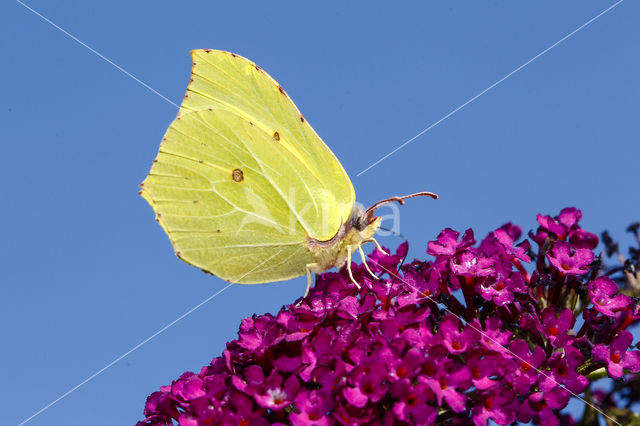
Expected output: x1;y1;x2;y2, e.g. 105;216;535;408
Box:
345;191;439;249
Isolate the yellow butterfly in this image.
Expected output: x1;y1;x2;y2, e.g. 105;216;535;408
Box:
140;50;437;296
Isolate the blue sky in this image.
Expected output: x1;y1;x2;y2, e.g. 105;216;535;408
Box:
2;1;638;424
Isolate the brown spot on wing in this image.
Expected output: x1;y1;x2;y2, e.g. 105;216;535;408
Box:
273;131;280;141
232;169;244;182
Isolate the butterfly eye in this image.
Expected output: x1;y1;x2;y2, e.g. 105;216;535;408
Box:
356;215;369;231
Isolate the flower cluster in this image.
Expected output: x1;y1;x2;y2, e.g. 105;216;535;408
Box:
137;209;640;425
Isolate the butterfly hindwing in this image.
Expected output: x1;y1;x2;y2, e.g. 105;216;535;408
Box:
143;109;324;282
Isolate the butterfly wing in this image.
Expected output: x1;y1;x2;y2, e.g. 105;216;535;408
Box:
140;51;355;283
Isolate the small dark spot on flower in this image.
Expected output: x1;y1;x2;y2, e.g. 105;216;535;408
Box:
471;366;480;379
483;397;494;410
406;395;418;406
232;169;244;182
396;366;407;378
273;131;280;141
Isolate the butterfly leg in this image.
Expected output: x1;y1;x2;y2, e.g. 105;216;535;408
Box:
363;238;388;256
303;262;321;299
345;246;361;289
357;243;380;280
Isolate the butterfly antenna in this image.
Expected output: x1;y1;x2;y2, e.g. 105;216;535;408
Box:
365;191;438;222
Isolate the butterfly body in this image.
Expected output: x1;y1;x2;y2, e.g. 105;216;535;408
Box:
306;207;382;276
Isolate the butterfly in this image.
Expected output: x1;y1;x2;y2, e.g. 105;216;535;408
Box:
140;50;437;296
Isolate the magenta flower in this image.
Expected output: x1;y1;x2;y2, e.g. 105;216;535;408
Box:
537;212;571;239
342;359;388;407
472;385;517;426
541;306;576;348
467;350;503;390
507;339;546;394
540;346;588;394
137;208;640;425
389;379;437;424
289;390;333;425
450;249;494;277
439;314;479;354
588;276;631;317
427;228;475;256
592;331;640;379
491;225;531;262
517;387;571;426
474;316;512;354
537;207;583;239
568;228;599;249
422;359;471;413
476;262;527;305
546;240;593;275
